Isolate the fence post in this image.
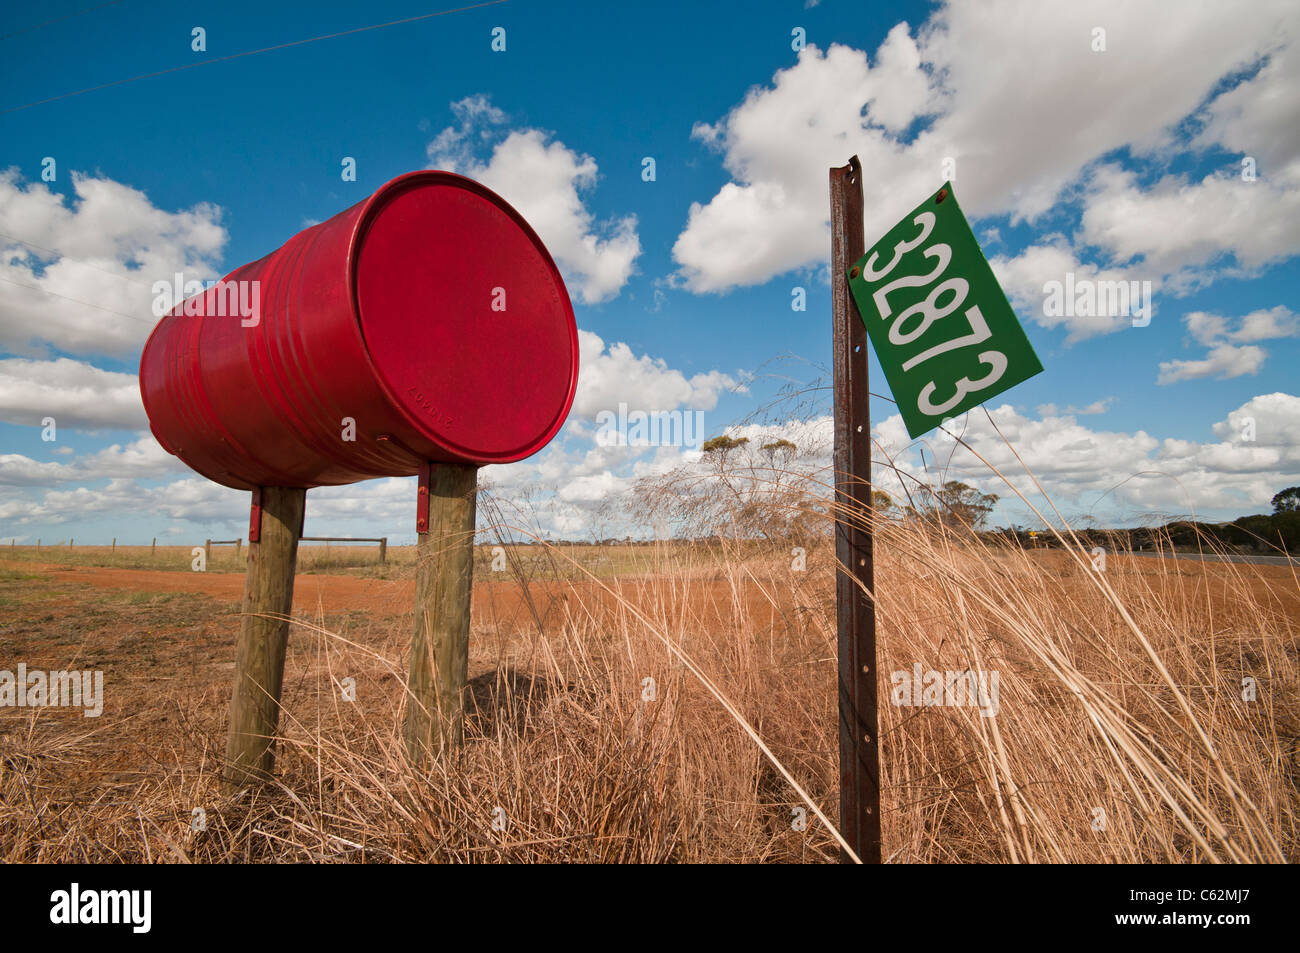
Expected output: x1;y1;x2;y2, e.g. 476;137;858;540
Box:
404;463;477;763
152;537;157;556
830;155;880;864
236;538;242;559
112;537;116;552
379;537;387;565
205;539;212;565
223;486;306;791
69;538;73;548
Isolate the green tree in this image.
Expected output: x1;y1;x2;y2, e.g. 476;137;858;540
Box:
1272;486;1300;514
936;481;998;529
702;435;749;456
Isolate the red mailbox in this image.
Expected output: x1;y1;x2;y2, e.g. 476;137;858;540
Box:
139;170;578;490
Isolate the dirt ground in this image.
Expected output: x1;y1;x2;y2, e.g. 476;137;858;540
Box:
1;542;1296;862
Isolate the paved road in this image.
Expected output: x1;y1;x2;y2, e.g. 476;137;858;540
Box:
1127;551;1296;566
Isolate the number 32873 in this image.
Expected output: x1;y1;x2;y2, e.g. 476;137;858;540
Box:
859;210;1007;418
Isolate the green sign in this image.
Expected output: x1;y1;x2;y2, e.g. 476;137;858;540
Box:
847;182;1043;440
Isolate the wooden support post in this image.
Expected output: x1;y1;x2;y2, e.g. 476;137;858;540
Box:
204;539;212;565
379;537;387;565
151;537;156;556
223;486;306;791
830;156;881;864
236;538;242;559
69;538;73;548
404;463;477;764
112;537;116;552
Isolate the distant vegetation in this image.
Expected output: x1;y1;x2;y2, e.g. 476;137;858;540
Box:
992;487;1300;555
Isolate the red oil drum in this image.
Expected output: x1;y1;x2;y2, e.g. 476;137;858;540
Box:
139;170;578;490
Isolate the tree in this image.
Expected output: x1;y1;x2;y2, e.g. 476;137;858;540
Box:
906;481;998;530
936;481;998;529
759;438;796;464
1272;486;1300;514
702;435;749;457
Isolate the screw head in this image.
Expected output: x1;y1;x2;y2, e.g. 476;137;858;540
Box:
936;188;948;204
849;265;860;279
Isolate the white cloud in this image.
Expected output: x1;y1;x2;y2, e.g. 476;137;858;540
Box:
1035;398;1114;417
0;476;241;526
427;96;641;304
1158;306;1297;383
1079;162;1300;285
0;357;147;430
1185;305;1298;345
0;169;226;357
875;393;1300;518
671;1;1297;295
0;435;179;487
988;236;1160;341
1192;41;1300;173
1157;344;1268;385
571;328;744;419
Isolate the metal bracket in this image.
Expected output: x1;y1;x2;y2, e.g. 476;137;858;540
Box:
416;463;432;534
248;487;263;543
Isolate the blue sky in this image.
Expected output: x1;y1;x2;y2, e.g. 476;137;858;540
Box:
1;0;1297;544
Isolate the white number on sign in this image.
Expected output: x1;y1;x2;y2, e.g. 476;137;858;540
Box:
917;350;1009;416
862;211;936;282
901;304;992;372
889;276;969;345
873;242;952;319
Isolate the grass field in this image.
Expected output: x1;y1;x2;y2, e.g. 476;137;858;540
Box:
0;542;663;580
1;510;1296;864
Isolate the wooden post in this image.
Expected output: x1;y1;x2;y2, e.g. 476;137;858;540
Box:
378;537;387;565
236;538;242;559
151;537;156;556
69;538;73;548
830;156;881;864
112;537;116;552
204;539;212;565
404;463;477;763
223;486;306;791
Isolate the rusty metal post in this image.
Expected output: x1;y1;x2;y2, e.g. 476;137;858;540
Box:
830;155;881;864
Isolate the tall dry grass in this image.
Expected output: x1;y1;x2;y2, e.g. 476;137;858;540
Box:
1;448;1296;863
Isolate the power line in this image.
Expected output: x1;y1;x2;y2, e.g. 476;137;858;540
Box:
0;231;154;287
0;0;128;42
0;274;153;323
1;0;511;115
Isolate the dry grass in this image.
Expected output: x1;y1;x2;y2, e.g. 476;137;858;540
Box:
1;468;1297;863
